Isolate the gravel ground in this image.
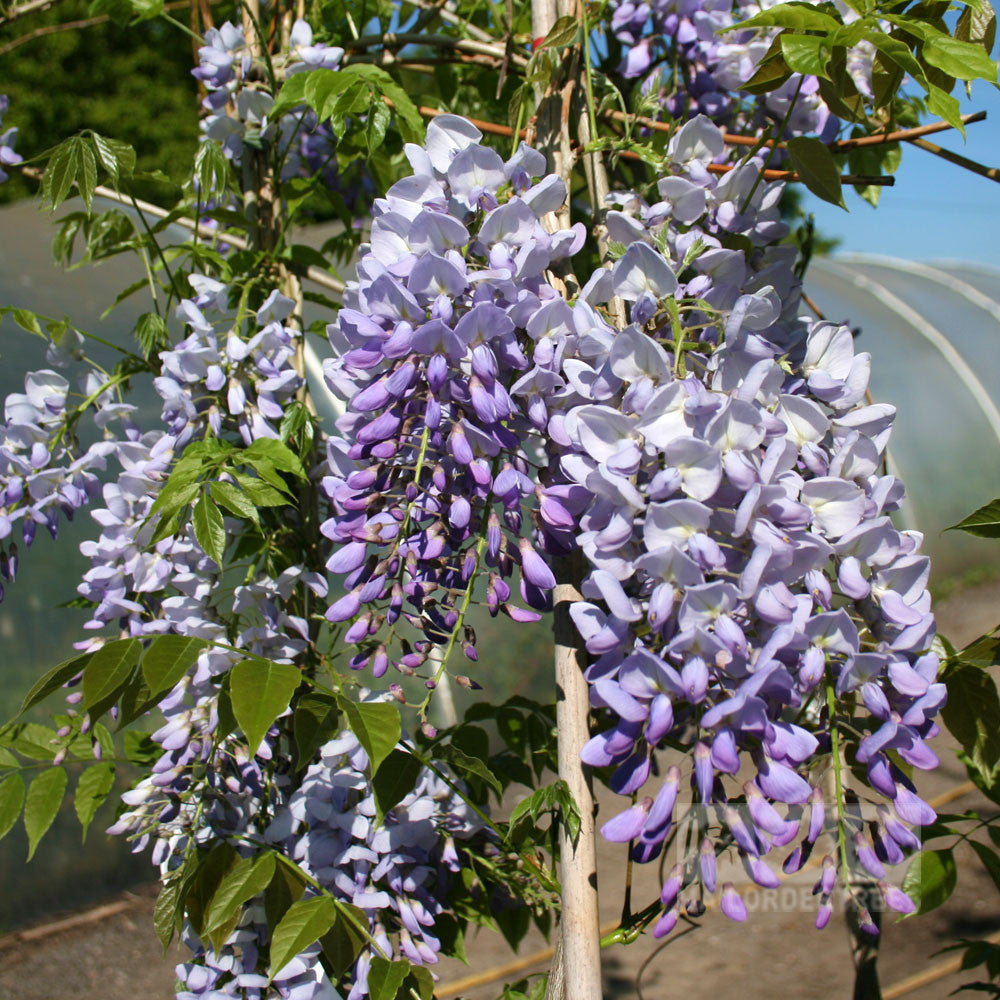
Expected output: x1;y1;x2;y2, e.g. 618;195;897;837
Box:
1;584;998;1000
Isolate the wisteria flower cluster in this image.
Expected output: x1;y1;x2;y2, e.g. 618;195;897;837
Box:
194;20;346;188
0;351;138;591
156;278;304;447
608;0;866;141
0;0;965;993
263;727;485;999
557;114;937;931
319;114;592;715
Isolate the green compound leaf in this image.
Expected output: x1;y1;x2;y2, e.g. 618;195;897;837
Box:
947;498;1000;538
82;638;141;712
367;957;412;1000
203;852;277;935
18;652;90;716
142;635;209;700
941;665;1000;785
293;692;340;771
373;748;423;825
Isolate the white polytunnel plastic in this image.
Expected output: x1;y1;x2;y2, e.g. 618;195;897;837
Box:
806;254;1000;581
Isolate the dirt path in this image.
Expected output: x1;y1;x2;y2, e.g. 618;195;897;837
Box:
1;585;998;1000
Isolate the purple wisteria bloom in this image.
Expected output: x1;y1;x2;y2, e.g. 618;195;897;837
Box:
558;113;935;931
319;115;590;698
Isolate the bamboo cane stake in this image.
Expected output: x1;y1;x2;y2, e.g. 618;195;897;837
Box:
527;0;603;995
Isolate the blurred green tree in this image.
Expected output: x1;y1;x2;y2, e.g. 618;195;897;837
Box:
0;1;203;203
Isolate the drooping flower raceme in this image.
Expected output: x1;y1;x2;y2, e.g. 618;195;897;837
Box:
559;114;937;933
607;0;865;142
319;115;591;716
264;726;486;999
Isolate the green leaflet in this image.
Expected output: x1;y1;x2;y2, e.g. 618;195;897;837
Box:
24;767;68;861
230;658;302;754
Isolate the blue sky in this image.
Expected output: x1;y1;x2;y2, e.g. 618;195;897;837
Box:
803;80;1000;264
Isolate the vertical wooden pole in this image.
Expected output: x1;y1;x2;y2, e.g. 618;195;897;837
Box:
551;552;603;1000
530;0;603;995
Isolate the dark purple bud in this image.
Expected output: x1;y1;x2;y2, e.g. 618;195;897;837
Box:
856;905;879;936
877;805;919;850
783;841;812;874
642;766;680;843
807;786;825;843
873;823;904;865
660;863;684;907
469;376;497;423
814;855;836;896
344;613;371;644
470;459;492;486
867;755;897;798
601;799;651;842
327;541;368;575
425;394;442;429
518;537;555;590
609;748;651;795
427;354;448;392
879;882;915;915
347;467;379;490
387;583;403;624
861;682;891;719
471;343;498;381
449;497;471;529
502;603;543;623
449;425;474;465
700;838;717;892
723;806;760;857
853;832;886;878
710;728;740;774
326;589;361;622
351;379;391;412
385;361;416;397
694;741;714;803
893;785;935;827
539;490;574;528
745;780;788;836
652;907;679;939
720;884;747;923
645;693;674;745
356;409;402;444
